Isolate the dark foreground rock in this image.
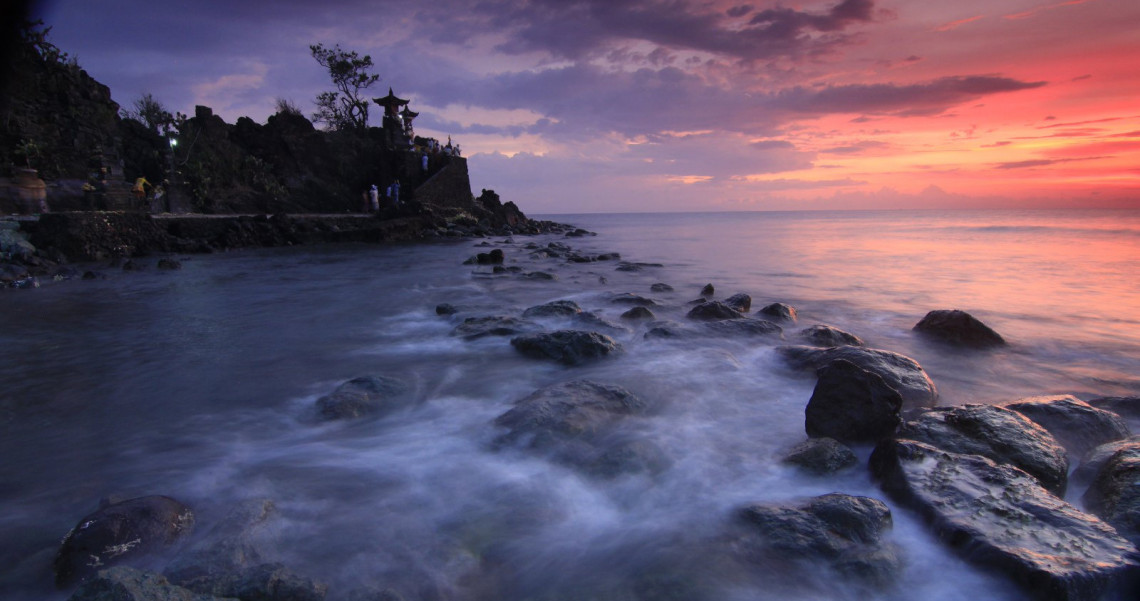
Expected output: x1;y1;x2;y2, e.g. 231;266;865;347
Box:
798;324;864;348
871;439;1140;601
898;404;1069;495
492;380;666;477
777;345;938;408
56;496;195;587
913;309;1006;348
1004;395;1131;458
723;293;751;312
805;359;902;444
510;330;623;366
68;566;227;601
314;375;411;421
1082;439;1140;548
686;301;744;321
781;437;858;475
731;493;901;587
759;302;797;322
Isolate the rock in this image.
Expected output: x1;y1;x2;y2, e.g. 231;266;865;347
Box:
913;309;1005;348
686;301;744;321
732;493;901;587
649;283;673;293
700;283;714;297
798;324;864;348
621;306;655;320
899;404;1069;495
523;271;556;281
1074;437;1140;487
703;318;783;338
450;315;539;340
805;359;902;444
781;438;858;475
1081;439;1140;547
723;293;751;313
571;312;629;337
870;439;1140;601
493;380;663;476
476;249;505;264
0;226;37;259
510;330;622;366
643;321;688;340
55;496;195;587
314;375;411;421
1004;395;1131;458
67;566;227;601
609;292;658;306
82;270;107;280
435;303;458;316
1089;396;1140;423
522;300;582;318
759;302;797;322
596;252;621;261
776;345;938;408
614;261;662;272
156;258;182;270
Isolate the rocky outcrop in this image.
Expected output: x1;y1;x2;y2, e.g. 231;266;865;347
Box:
805;359;902;443
898;404;1069;495
510;330;623;365
777;345;938;408
871;439;1139;601
1004;395;1131;458
314;375;411;421
55;496;195;587
913;309;1006;348
1081;439;1140;547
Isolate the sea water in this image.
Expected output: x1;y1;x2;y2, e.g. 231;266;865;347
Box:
1;209;1138;600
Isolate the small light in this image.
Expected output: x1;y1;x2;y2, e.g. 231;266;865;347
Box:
169;138;178;148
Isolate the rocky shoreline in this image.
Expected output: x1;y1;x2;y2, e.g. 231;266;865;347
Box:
39;231;1140;601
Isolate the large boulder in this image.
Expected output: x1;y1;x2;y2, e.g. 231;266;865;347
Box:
1004;395;1131;459
55;496;196;587
492;380;665;477
913;309;1005;348
450;315;539;340
510;330;622;366
1081;439;1140;548
67;566;227;601
686;301;744;321
731;493;901;587
805;359;902;444
314;375;411;421
871;439;1139;601
798;324;864;348
898;404;1069;495
777;345;938;408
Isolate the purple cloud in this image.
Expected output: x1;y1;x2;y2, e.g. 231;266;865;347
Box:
771;75;1047;116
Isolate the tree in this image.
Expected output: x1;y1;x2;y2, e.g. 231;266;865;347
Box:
309;43;380;131
122;93;174;135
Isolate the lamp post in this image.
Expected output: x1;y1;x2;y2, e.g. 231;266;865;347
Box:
166;136;178;213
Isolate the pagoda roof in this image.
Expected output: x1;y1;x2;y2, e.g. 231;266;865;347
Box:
400;106;419;118
373;87;409;108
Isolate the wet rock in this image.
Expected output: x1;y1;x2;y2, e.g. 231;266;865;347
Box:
805;359;902;444
703;318;782;339
1089;396;1140;423
596;252;621;261
621;306;655;320
510;330;623;366
776;345;938;408
0;262;31;284
870;439;1140;601
609;292;658;306
314;375;411;421
450;315;539;340
522;300;582;318
724;293;751;313
564;228;595;237
523;271;556;281
781;437;858;475
686;301;744;321
55;496;195;587
157;258;182;270
700;283;714;297
649;283;673;293
435;303;458;316
67;566;225;601
913;309;1005;348
798;324;864;348
732;493;901;587
1081;439;1140;547
1074;437;1140;487
571;312;630;337
463;248;505;265
643;321;688;340
615;261;662;272
122;260;145;271
759;303;797;323
83;270;107;280
899;404;1069;495
1004;395;1131;458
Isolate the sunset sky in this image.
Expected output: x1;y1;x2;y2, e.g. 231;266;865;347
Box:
29;0;1140;213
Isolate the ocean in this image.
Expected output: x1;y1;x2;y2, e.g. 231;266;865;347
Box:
1;209;1138;600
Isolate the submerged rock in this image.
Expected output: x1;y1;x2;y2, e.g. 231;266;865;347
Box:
434;303;458;316
913;309;1005;348
781;437;858;475
731;493;901;587
68;566;223;601
1004;395;1131;458
870;439;1139;601
798;324;864;348
522;299;583;318
510;330;622;365
609;292;658;306
450;315;539;340
700;283;714;297
686;301;744;321
724;293;752;313
620;306;655;320
777;345;938;408
314;375;411;421
759;303;797;323
805;359;902;444
649;283;674;293
703;318;782;339
898;404;1069;495
55;496;196;587
1082;439;1140;547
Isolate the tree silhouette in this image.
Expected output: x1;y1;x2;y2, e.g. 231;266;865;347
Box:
310;43;380;131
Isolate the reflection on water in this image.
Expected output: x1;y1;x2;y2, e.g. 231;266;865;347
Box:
2;209;1138;600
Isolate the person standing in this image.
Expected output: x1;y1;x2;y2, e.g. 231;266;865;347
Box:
369;185;379;212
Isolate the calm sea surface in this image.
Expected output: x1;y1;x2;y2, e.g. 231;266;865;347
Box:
2;209;1138;600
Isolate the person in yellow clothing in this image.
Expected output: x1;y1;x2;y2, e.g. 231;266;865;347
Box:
132;177;150;205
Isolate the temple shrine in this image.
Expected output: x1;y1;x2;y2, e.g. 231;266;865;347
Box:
373;87;411;149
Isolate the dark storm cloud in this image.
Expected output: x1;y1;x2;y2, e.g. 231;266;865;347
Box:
772;75;1047;116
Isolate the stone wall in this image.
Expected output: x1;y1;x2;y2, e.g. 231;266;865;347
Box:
413;157;472;210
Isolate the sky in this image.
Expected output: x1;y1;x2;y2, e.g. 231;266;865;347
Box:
26;0;1140;213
